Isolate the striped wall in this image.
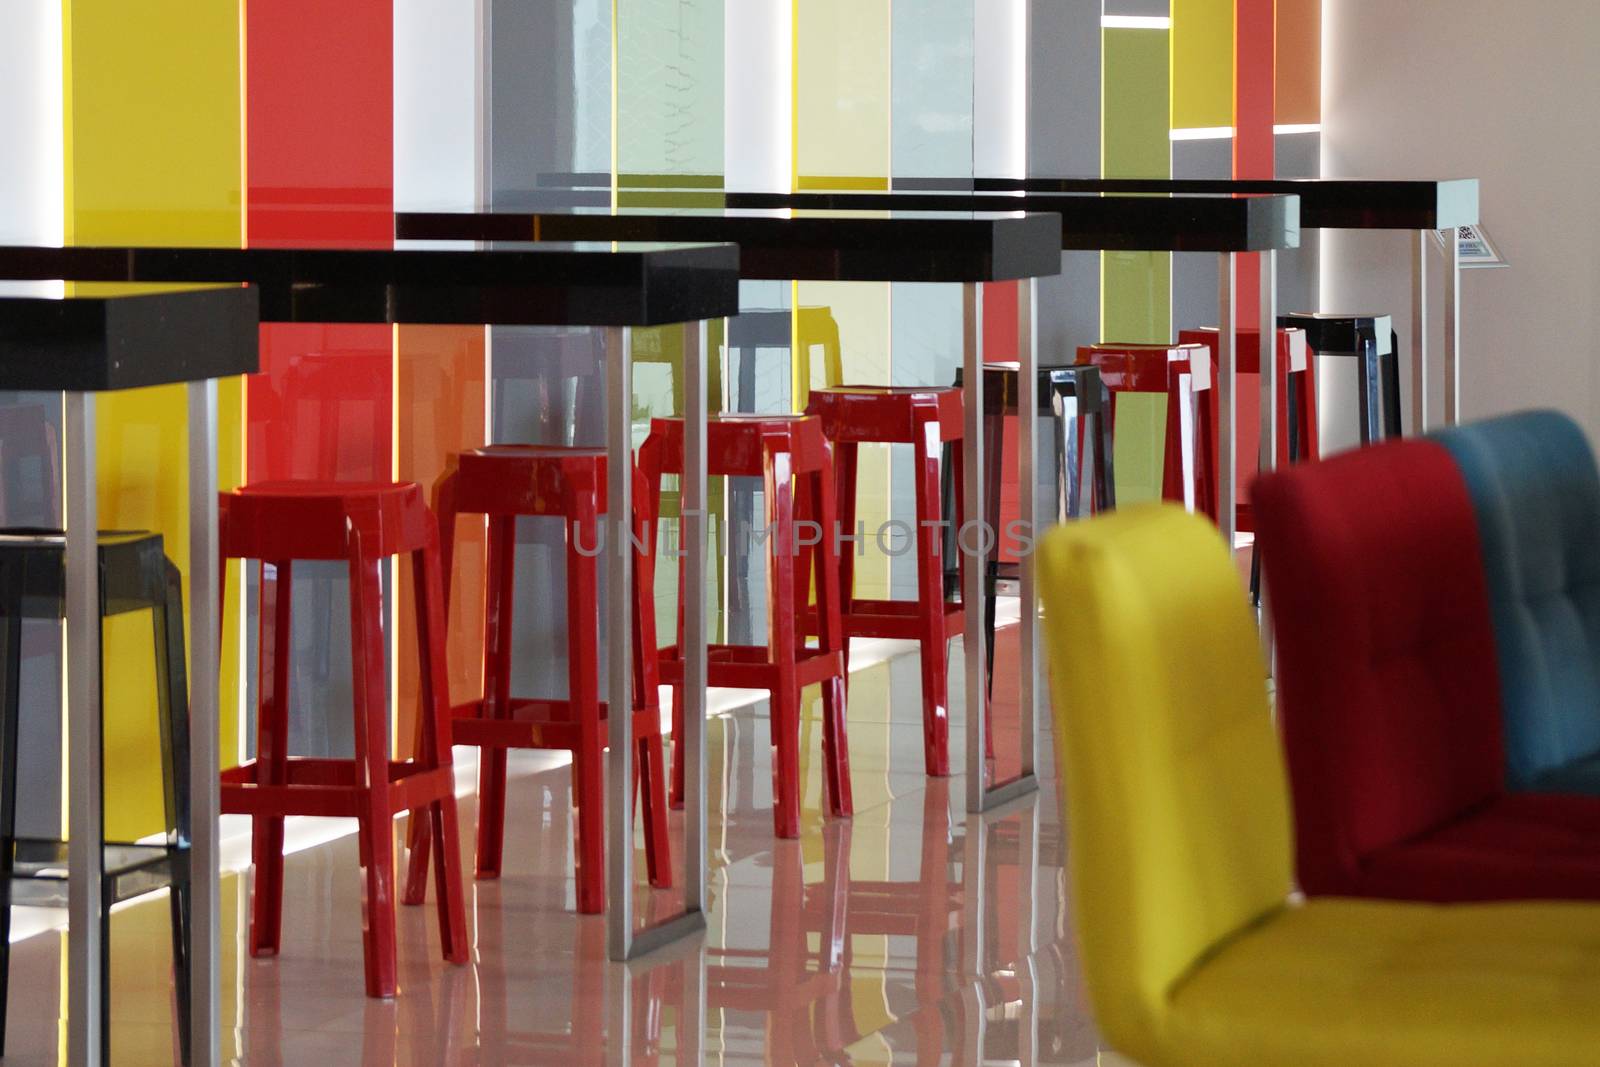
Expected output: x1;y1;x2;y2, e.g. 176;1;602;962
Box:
1;1;1322;854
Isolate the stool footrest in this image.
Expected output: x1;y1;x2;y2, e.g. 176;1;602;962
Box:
798;599;965;640
221;757;456;818
449;698;665;750
659;643;845;690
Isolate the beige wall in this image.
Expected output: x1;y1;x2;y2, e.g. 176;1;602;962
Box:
1321;0;1600;447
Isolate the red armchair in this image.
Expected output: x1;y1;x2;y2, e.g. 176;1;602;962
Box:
1253;438;1600;902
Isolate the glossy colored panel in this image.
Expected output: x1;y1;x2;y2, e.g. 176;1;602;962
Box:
794;0;891;190
1277;0;1322;124
246;0;394;247
616;0;725;201
891;0;974;181
243;0;393;761
396;327;486;753
1101;24;1172;345
486;0;612;206
63;1;242;246
1102;13;1173;506
394;0;477;213
64;0;245;840
1171;0;1233;130
1234;0;1275;346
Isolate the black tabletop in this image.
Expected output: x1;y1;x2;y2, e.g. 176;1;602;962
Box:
949;177;1479;231
395;208;1063;283
715;191;1299;253
0;241;742;327
0;284;259;392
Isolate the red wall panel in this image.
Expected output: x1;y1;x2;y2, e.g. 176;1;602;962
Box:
244;0;394;483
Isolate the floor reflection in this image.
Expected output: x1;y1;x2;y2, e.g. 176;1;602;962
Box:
0;626;1101;1064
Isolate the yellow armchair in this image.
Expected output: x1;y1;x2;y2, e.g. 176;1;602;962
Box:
1040;503;1600;1067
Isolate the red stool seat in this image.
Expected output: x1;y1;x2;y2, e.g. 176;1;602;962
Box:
403;444;672;914
219;480;468;999
805;386;968;778
1077;343;1216;519
641;415;852;839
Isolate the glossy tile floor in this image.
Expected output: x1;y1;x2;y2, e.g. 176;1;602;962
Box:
1;621;1103;1065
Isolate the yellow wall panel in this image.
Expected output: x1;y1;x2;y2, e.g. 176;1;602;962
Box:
794;0;891;190
64;0;245;839
1171;0;1234;129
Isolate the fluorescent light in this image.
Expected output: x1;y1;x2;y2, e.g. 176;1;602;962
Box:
1169;123;1324;142
1101;15;1171;30
1171;126;1235;141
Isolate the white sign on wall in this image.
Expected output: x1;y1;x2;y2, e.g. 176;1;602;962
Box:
1433;223;1507;268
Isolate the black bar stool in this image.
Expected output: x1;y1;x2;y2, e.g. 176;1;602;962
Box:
1282;312;1402;443
942;363;1115;693
0;530;191;1065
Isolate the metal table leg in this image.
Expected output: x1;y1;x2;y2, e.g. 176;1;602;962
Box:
65;391;103;1067
1443;227;1461;425
963;281;1040;815
608;321;708;962
187;380;221;1067
1258;251;1277;666
1218;255;1238;552
962;284;987;814
1016;278;1039;788
681;319;708;928
1412;231;1430;433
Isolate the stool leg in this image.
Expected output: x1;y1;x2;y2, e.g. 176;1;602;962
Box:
767;445;802;840
415;461;464;881
348;541;398;998
154;560;192;1065
668;508;687;811
630;477;673;890
475;516;517;880
100;871;113;1067
1358;337;1381;446
1095;384;1117;512
412;541;470;962
403;474;456;902
1382;331;1404;439
251;560;293;958
832;441;860;679
567;497;605;914
810;462;852;817
913;427;952;778
0;559;22;1056
1051;391;1072;524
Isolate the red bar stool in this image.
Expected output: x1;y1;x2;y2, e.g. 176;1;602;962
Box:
1179;326;1318;601
219;481;469;999
1178;326;1319;467
804;386;967;778
402;445;672;914
641;415;852;839
1076;342;1217;518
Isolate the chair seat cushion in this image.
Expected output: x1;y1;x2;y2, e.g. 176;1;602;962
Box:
1529;751;1600;796
1354;793;1600;902
1167;897;1600;1067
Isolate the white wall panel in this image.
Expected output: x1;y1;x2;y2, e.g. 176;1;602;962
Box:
725;0;791;192
394;0;479;210
0;2;63;247
1323;0;1600;443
